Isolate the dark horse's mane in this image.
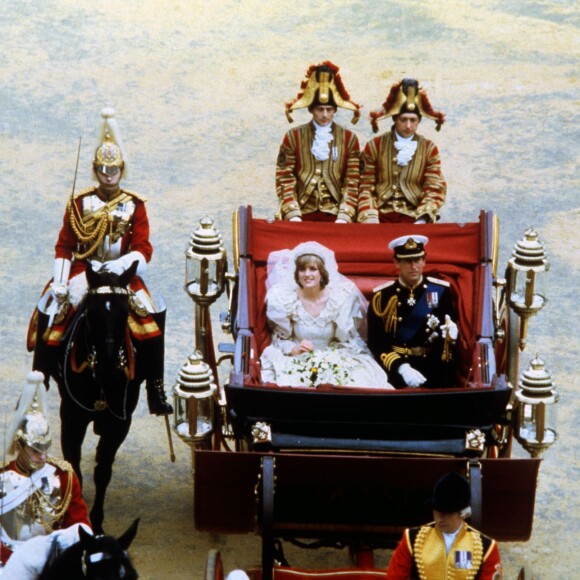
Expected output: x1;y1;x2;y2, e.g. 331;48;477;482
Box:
39;519;139;580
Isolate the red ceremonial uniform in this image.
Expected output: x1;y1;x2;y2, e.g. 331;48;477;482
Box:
357;130;446;224
0;458;90;564
386;522;502;579
55;187;153;278
276;122;360;222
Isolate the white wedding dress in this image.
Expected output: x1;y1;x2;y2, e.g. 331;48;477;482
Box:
260;281;392;388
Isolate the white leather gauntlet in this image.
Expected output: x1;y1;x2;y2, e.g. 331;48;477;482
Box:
103;251;147;277
398;363;427;388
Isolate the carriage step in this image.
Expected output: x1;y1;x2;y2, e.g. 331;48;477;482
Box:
218;342;235;353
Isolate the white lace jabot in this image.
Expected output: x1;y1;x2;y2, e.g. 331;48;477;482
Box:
311;121;333;161
394;131;417;166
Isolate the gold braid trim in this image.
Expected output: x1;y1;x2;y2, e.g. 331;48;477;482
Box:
27;458;74;533
413;526;429;580
68;196;109;260
372;293;398;335
68;190;138;261
413;524;484;579
465;527;484;579
380;352;400;371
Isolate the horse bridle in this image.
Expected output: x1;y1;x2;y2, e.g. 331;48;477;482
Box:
81;541;130;577
86;285;132;296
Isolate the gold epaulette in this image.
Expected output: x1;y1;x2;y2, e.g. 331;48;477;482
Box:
373;279;395;293
426;276;450;287
48;456;74;474
121;188;148;202
73;186;98;199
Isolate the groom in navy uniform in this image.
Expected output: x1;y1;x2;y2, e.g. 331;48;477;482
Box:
368;235;458;388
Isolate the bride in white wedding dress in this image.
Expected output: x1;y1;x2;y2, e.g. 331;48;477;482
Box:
259;241;392;389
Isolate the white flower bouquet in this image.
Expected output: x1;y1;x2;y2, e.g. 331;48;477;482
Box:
288;348;352;387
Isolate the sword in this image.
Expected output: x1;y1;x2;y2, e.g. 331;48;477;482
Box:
164;416;175;463
69;136;84;226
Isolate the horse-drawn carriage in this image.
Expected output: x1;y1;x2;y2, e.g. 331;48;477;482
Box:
171;206;556;579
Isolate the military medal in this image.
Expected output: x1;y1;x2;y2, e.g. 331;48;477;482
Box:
454;550;473;569
407;292;416;306
426;291;439;308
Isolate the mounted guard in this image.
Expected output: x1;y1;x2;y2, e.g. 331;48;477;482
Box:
0;371;91;577
27;107;172;416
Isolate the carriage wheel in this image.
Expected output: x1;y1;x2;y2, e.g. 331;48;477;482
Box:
517;565;534;580
205;549;224;580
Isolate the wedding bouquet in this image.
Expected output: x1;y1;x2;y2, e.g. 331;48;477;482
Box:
288;348;352;387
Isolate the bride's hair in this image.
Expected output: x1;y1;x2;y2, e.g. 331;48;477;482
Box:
294;254;330;289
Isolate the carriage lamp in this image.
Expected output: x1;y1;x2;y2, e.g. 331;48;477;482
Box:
185;216;228;369
172;350;217;450
514;354;559;458
185;217;227;307
507;227;549;350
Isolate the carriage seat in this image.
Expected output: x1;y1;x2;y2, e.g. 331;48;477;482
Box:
349;275;394;301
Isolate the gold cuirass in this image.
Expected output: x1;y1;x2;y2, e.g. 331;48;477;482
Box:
413;523;484;580
0;465;64;548
78;191;136;261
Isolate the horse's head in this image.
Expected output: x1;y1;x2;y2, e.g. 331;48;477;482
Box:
80;518;140;580
84;261;138;378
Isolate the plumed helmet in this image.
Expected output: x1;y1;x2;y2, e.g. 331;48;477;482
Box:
370;78;445;133
93;107;129;178
388;234;428;259
285;61;362;124
431;472;471;513
6;371;50;457
15;409;52;453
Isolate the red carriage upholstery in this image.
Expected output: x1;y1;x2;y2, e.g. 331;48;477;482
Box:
272;568;386;579
244;214;486;387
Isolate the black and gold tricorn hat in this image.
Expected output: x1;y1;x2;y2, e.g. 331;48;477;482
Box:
285;60;361;124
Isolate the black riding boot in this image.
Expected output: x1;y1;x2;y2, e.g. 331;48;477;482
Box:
140;309;173;416
146;377;173;416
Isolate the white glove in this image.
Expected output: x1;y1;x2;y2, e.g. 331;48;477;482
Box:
50;258;71;304
335;218;347;224
53;257;71;285
399;363;427;388
102;251;147;277
55;523;92;550
415;216;428;224
440;314;458;340
289;216;302;222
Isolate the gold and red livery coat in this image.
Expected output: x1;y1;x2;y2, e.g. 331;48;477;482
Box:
386;521;502;579
276;122;360;222
357;130;446;224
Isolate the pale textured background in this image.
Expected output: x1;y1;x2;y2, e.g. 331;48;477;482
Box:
1;1;578;578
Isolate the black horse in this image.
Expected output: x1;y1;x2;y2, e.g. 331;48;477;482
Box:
33;261;150;533
39;518;139;580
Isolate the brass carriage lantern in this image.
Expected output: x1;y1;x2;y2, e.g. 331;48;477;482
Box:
173;350;217;452
185;216;227;365
185;217;227;307
507;227;549;350
514;354;559;458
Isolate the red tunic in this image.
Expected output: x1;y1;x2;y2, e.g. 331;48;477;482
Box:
276;122;360;222
386;523;502;579
358;130;446;224
55;188;153;278
0;459;90;564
